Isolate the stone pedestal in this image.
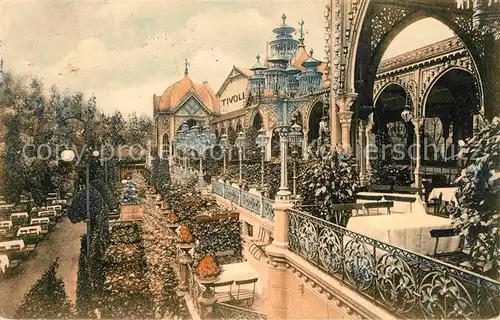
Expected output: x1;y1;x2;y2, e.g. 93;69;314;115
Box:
198;290;217;319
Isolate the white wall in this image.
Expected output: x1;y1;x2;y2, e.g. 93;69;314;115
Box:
219;75;249;114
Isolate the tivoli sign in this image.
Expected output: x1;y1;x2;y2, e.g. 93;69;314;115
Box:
221;92;245;107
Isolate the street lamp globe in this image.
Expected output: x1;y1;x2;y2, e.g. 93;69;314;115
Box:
92;150;100;157
256;128;269;148
235;131;246;149
289;123;303;148
220;133;229;150
60;149;76;162
401;105;413;123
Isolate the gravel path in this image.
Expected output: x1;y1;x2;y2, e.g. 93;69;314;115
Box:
0;217;86;318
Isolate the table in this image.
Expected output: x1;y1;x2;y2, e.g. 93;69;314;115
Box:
347;213;461;255
214;261;262;294
428;187;458;203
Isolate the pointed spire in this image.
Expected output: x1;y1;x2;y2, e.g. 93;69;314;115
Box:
184;58;189;75
309;49;314;57
281;13;287;24
298;20;305;46
256;54;261;63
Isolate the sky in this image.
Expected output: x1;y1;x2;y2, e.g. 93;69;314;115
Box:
0;1;454;117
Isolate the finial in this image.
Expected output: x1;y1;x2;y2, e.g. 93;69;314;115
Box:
256;54;260;62
309;49;314;57
281;13;287;24
298;20;305;39
184;58;189;75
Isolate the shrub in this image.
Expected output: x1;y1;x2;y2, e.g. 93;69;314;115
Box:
297;150;359;226
452;117;500;277
16;260;73;318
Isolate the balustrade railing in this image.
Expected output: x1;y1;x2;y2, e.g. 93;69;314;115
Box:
211;179;275;221
241;191;261;215
213;302;267;320
287;208;500;319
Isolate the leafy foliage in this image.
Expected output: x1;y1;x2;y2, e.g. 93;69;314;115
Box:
452;117;500;277
370;130;412;186
297;150;359;226
97;222;153;319
16;260;73;319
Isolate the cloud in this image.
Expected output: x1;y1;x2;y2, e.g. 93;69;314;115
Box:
2;1;330;117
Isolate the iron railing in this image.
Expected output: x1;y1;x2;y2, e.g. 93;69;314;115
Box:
241;191;261;215
211;179;275;221
287;208;500;319
262;198;275;220
213;302;267;320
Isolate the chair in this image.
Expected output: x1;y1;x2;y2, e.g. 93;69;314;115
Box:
356;194;383;201
206;280;234;303
393;186;419;194
230;278;258;307
429;228;471;264
361;201;394;215
248;227;271;261
368;185;392;192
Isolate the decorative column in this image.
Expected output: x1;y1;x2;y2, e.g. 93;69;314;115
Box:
335;93;357;153
302;129;309;160
412;118;424;195
339;111;353;153
358;120;367;185
365;119;374;182
266;130;273;161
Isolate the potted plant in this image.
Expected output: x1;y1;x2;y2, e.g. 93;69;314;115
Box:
194;255;222;284
166;212;179;232
176;225;194;250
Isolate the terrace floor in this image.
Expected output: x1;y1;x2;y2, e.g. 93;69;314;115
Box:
0;217;85;317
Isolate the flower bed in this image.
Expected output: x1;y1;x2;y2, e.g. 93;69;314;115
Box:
99;222;153;319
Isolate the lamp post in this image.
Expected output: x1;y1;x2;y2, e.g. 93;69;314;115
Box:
220;133;229;179
59;119;99;258
288;122;303;198
256;128;269;193
401;105;423;196
235;131;246;185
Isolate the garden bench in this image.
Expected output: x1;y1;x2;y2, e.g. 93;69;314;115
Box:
207;280;234;303
356;194;383;201
367;185;392;192
393;186;419;194
248;227;271;261
230;278;258;307
360;201;394;216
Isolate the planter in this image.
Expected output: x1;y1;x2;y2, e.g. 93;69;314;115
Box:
166;223;179;232
120;204;141;215
195;275;220;284
176;243;195;251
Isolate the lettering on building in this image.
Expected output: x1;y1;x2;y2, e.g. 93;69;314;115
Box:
221;92;245;107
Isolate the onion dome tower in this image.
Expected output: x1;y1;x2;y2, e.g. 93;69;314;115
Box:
249;54;267;97
265;14;299;95
297;49;323;95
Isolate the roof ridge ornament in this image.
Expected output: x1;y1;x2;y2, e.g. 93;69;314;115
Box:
281;13;287;24
184;58;189;75
309;49;314;57
298;19;305;40
256;54;260;62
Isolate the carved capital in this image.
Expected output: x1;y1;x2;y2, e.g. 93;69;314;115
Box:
335;93;358;113
338;111;353;128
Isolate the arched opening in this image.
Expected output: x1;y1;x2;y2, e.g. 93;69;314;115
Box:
423;68;480;165
373;83;412;162
236;120;242;133
161;133;169;159
271;128;280;158
308;101;325;143
252;112;263;130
